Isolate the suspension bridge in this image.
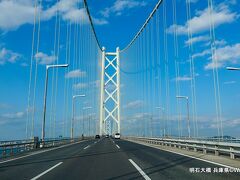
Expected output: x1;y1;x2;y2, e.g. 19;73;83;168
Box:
0;0;240;179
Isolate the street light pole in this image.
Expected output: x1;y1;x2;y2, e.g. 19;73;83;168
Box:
71;94;86;139
150;115;153;137
156;107;165;137
226;67;240;71
176;96;190;138
88;115;90;136
82;106;92;137
42;64;69;143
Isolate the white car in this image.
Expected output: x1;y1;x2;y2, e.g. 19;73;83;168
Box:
114;133;121;139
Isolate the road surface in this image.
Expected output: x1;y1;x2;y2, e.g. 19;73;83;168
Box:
0;138;239;179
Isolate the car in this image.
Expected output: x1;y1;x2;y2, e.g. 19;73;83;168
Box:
105;134;109;138
114;133;120;139
95;135;100;139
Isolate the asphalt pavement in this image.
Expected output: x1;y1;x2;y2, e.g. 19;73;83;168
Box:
0;137;239;180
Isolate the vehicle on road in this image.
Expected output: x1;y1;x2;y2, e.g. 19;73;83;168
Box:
106;134;109;138
114;133;120;139
95;135;100;139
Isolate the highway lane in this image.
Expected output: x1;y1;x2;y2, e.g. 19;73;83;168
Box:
41;137;143;180
0;139;96;179
0;138;143;180
0;138;239;180
117;139;240;180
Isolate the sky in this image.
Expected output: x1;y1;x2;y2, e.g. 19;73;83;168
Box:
118;0;240;138
0;0;240;140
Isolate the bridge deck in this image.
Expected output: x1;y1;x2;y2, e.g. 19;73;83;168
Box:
0;138;239;180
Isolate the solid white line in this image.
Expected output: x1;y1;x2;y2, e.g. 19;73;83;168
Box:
30;162;63;180
84;145;90;150
129;159;151;180
0;140;87;164
116;145;120;149
130;140;238;169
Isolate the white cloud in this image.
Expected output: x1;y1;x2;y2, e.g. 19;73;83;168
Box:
204;62;222;70
215;39;227;47
21;62;28;67
73;82;88;89
0;48;21;65
204;39;227;47
35;52;57;65
43;0;107;25
210;118;240;129
92;17;108;25
0;110;26;125
0;0;106;31
1;111;25;119
90;80;100;88
205;43;240;70
0;0;36;30
0;103;10;109
167;2;238;35
44;2;88;23
226;118;240;127
223;81;236;85
113;0;146;12
124;100;144;109
189;0;199;3
174;76;192;81
193;43;240;70
185;35;209;45
100;0;146;18
105;83;117;92
65;69;86;79
75;112;96;121
129;112;151;121
192;49;211;59
231;0;237;5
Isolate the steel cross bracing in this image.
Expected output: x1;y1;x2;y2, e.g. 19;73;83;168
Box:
99;47;120;135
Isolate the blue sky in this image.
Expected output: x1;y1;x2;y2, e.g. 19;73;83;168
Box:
118;0;240;138
0;0;240;140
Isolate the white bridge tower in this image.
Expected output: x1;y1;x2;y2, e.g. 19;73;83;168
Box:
99;47;121;135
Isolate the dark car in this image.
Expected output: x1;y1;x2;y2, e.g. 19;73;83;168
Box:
106;134;109;138
95;135;100;139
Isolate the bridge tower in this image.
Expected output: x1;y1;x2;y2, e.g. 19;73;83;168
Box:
99;47;121;135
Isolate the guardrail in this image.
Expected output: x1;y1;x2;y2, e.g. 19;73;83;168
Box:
0;136;91;158
161;136;240;143
125;137;240;160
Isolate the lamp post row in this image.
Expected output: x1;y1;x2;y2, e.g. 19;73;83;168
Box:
155;107;165;137
41;66;238;142
153;67;238;139
155;96;190;138
41;64;91;144
176;96;190;138
72;95;86;139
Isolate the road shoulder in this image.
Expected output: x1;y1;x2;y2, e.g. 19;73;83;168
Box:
124;139;240;169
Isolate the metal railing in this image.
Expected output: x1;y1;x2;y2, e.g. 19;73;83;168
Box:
0;136;91;158
125;137;240;160
164;136;240;143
